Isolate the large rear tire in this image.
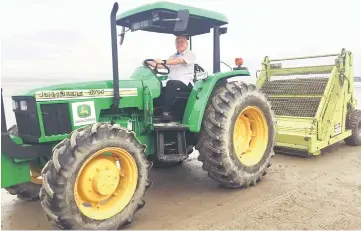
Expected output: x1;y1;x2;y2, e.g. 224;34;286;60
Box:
197;81;276;188
39;123;152;230
4;125;42;201
344;109;361;146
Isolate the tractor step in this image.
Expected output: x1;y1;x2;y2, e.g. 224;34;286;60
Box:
154;122;189;162
153;121;188;130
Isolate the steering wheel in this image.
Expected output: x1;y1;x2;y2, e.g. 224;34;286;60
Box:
142;59;170;75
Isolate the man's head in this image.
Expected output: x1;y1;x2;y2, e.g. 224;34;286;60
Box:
175;35;188;53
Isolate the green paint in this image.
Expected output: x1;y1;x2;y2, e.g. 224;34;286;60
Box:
104;152;112;156
183;70;250;132
77;104;91;118
1;154;30;188
117;1;228;25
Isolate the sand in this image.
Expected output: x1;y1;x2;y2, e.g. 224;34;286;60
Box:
1;143;361;230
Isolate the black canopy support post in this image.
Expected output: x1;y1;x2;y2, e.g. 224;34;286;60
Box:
189;36;192;50
1;88;7;133
213;26;221;73
110;2;120;111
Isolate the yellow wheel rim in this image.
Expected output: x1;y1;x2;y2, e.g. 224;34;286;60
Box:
74;147;138;220
233;106;269;166
30;164;43;184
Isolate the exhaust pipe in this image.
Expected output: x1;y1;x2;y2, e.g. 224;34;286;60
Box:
110;2;120;111
1;88;7;133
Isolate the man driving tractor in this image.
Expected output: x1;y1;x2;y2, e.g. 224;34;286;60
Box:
146;35;196;121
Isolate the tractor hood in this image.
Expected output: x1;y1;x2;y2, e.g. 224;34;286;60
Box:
14;79;149;112
20;79;143;99
19;67;161;101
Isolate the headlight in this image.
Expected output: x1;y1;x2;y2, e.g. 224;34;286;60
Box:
12;100;18;110
20;100;27;110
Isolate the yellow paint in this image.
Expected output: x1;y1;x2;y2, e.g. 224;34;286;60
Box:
74;147;138;220
233;106;268;166
29;164;43;184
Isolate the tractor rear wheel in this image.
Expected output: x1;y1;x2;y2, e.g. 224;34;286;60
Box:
344;109;361;146
4;125;42;201
197;81;276;188
39;123;152;230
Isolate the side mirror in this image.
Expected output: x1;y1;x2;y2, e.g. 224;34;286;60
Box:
220;27;228;35
174;9;189;31
118;27;125;45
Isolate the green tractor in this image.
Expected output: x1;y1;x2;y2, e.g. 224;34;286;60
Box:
1;1;276;229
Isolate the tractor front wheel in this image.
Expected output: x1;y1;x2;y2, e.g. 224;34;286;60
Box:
39;123;152;230
197;81;276;188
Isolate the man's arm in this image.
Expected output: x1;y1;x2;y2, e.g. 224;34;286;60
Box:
161;51;196;66
146;51;196;68
163;58;186;65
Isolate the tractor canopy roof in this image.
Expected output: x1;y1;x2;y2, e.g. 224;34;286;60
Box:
116;1;228;36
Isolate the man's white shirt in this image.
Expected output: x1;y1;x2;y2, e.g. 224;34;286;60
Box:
166;49;196;86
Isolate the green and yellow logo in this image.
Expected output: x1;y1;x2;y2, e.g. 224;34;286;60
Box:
77;104;91;118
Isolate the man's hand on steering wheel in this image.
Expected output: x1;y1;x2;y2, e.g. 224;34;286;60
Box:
143;59;170;75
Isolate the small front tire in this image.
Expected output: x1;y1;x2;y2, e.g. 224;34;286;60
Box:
39;123;152;230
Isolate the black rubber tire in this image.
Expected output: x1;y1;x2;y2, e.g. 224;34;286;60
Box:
39;123;153;230
197;81;276;188
5;181;41;201
4;125;41;201
344;109;361;146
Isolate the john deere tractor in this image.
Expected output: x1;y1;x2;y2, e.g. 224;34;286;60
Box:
1;1;276;229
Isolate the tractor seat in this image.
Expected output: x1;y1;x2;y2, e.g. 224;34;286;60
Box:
167;64;205;101
175;90;191;99
174;84;192;99
174;63;205;99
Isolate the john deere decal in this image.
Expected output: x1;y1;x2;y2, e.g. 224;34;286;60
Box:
35;88;138;101
77;104;91;118
71;101;96;126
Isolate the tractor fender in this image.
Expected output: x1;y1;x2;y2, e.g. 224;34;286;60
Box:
182;71;250;132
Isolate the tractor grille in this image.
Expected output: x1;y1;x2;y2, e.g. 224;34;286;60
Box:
260;78;329;95
12;96;41;143
266;97;322;117
260;77;329;118
40;103;72;136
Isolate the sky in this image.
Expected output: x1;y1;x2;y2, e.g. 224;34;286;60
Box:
1;0;360;82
